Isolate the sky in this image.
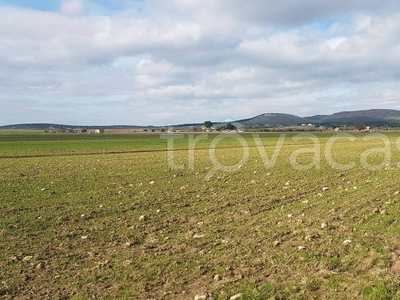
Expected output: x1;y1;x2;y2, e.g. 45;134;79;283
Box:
1;0;400;126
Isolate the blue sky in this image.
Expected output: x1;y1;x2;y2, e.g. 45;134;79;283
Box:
0;0;128;12
0;0;61;11
1;0;400;125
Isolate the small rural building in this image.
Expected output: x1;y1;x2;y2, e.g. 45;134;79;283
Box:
94;129;105;134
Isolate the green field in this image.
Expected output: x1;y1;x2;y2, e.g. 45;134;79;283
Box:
2;131;400;299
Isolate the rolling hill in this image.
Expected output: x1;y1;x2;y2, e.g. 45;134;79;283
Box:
237;109;400;127
0;123;144;130
238;113;309;126
306;109;400;125
2;109;400;129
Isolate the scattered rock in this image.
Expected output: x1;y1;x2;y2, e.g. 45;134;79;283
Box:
149;181;155;185
81;236;88;240
124;242;132;248
273;240;280;247
322;187;329;191
156;209;161;213
380;210;387;215
194;295;207;300
321;223;328;228
298;246;306;250
291;285;300;292
41;188;47;191
343;239;352;245
230;293;243;300
36;263;44;270
22;255;33;262
80;214;85;218
214;274;221;281
193;234;205;239
287;214;293;218
139;215;146;221
372;207;380;214
122;260;132;267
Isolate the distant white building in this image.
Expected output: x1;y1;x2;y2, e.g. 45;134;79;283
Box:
361;126;370;132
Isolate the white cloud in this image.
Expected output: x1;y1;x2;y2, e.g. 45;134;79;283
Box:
60;0;85;15
320;37;348;51
1;1;400;125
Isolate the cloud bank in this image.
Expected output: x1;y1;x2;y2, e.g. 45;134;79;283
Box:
1;0;400;125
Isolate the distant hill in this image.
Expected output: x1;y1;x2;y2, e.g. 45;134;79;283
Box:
0;123;144;130
306;109;400;125
238;113;309;126
238;109;400;127
305;115;329;123
2;109;400;129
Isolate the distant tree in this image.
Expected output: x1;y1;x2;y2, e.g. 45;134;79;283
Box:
354;122;366;131
226;123;236;131
204;121;213;129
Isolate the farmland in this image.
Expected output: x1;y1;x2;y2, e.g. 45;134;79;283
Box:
2;131;400;299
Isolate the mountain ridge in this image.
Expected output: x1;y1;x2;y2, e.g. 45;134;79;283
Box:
237;109;400;127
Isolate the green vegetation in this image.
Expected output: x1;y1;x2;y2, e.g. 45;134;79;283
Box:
204;121;213;129
2;131;400;299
